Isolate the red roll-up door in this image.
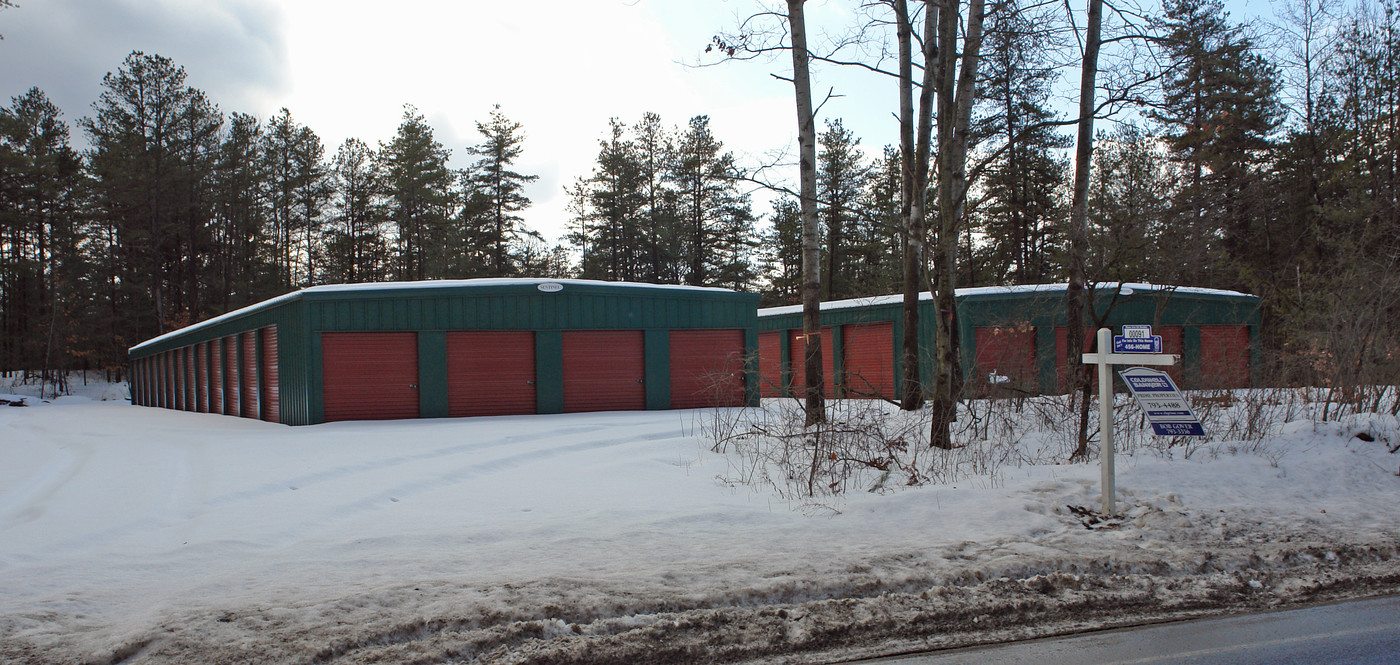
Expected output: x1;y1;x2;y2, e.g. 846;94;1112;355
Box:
1055;327;1099;392
164;351;176;410
789;328;835;397
225;336;241;416
562;330;645;413
183;346;195;411
195;342;208;413
670;329;746;409
322;332;420;422
260;326;280;423
241;332;259;419
1201;325;1250;388
974;326;1037;393
210;338;224;415
842;322;895;399
446;331;536;417
1159;326;1184;386
757;331;783;398
155;353;163;408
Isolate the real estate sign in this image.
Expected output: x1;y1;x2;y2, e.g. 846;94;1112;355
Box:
1119;367;1205;437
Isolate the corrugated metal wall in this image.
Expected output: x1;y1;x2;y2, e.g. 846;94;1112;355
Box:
759;288;1262;396
131;281;760;425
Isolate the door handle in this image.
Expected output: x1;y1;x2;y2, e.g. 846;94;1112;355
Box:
409;384;418;389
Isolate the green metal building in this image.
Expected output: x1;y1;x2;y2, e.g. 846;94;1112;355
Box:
756;283;1261;399
129;279;759;425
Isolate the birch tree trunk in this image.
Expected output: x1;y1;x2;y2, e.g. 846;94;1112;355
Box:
789;0;826;426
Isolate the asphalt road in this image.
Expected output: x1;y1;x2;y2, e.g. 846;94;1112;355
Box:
860;595;1400;665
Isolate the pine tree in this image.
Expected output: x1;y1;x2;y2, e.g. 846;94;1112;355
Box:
380;105;455;281
1086;124;1173;282
975;0;1070;286
667;115;755;288
633;112;682;283
567;118;646;281
1153;0;1283;287
757;197;803;305
261;108;329;288
323;138;388;284
465;105;539;276
0;88;84;376
81;51;222;342
816;119;871;300
211;112;271;311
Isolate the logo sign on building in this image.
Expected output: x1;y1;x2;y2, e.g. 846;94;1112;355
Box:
1113;324;1163;354
1119;367;1205;437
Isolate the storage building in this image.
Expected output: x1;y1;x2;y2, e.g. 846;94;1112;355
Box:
756;283;1260;399
129;279;759;425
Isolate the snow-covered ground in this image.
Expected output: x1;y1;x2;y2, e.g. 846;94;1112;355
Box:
1;385;1397;664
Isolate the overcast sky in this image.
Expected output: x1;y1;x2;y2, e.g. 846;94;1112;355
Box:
2;0;1279;245
0;0;911;243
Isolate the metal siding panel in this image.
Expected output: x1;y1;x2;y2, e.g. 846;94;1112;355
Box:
562;330;645;413
669;329;746;409
534;331;564;413
261;326;280;423
1200;325;1250;388
176;347;188;410
758;331;784;397
225;336;241;417
210;338;224;415
1159;326;1185;386
789;328;836;396
321;332;420;421
843;322;895;400
196;342;209;413
645;328;670;409
241;331;259;419
973;326;1037;394
165;351;175;409
446;331;537;417
490;296;505;328
417;331;448;418
1055;327;1100;393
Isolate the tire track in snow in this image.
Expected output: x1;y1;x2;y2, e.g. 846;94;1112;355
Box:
195;421;619;510
38;417;691;554
0;443;92;529
256;423;689;546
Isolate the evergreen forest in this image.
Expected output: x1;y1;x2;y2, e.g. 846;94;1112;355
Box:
2;0;1397;395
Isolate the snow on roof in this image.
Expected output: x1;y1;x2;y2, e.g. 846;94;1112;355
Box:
757;282;1256;318
131;278;742;353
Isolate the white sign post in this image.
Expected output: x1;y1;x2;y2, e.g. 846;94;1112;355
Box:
1081;327;1179;514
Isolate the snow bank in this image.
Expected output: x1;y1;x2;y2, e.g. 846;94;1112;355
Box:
1;395;1396;663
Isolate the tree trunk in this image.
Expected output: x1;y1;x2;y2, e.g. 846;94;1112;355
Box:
929;0;986;449
789;0;825;426
896;0;938;411
1067;0;1104;461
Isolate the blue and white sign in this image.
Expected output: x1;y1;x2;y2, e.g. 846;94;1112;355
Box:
1119;367;1205;437
1113;324;1163;353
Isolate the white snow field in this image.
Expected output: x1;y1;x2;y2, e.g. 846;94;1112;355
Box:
1;389;1398;664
